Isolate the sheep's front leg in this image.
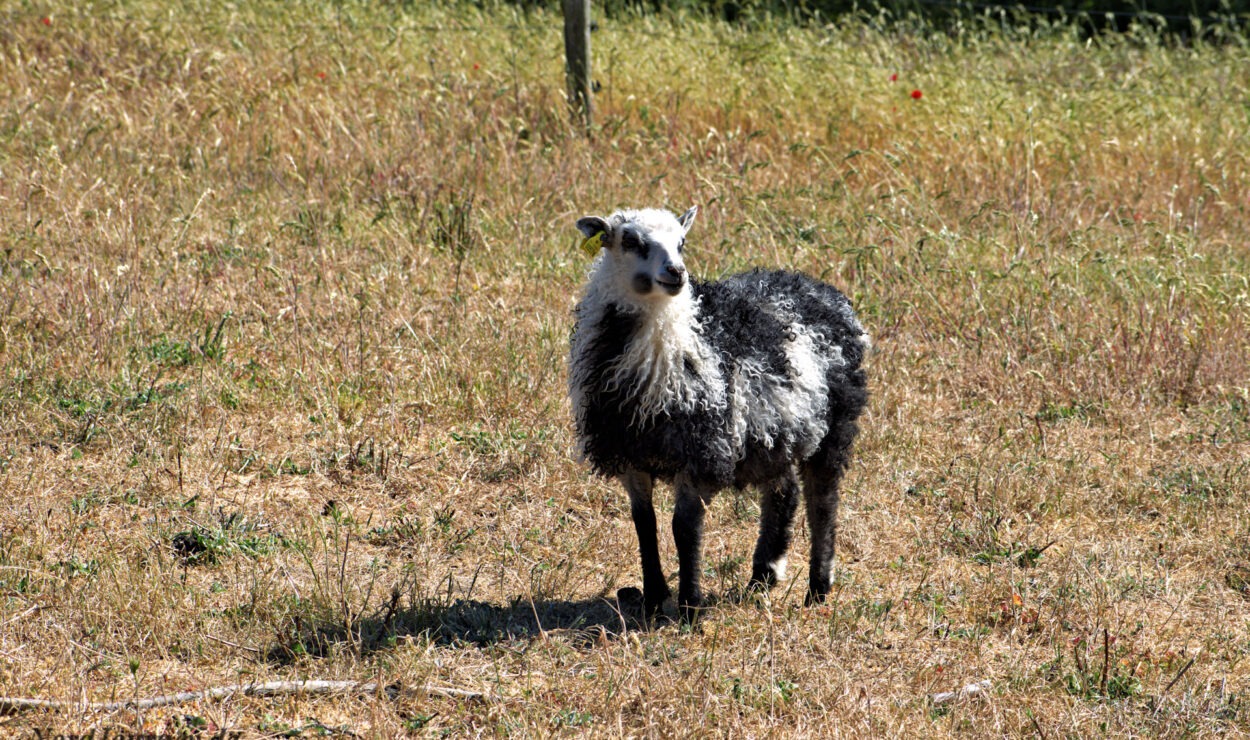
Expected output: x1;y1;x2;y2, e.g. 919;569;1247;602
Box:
749;470;800;591
621;469;669;616
672;477;717;624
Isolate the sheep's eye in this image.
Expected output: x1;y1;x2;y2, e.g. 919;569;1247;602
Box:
620;231;650;259
677;238;686;254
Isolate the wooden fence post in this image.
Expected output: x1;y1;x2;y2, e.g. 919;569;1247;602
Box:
562;0;593;130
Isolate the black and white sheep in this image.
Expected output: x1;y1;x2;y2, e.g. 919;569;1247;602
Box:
568;206;869;622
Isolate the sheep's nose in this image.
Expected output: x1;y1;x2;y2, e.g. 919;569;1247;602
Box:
664;264;686;282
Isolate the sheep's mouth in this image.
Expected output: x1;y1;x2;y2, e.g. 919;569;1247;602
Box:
655;278;685;296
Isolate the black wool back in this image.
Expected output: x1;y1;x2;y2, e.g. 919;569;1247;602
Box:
573;269;868;490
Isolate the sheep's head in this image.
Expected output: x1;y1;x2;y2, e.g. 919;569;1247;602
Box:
577;207;698;302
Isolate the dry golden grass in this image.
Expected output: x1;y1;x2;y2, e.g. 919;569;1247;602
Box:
1;0;1248;736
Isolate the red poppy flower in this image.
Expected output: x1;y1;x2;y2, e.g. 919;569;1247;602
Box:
40;16;52;25
910;89;923;100
316;71;327;80
889;73;898;82
473;63;481;71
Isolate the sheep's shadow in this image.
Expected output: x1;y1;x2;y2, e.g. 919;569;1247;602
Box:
421;594;653;646
267;592;663;663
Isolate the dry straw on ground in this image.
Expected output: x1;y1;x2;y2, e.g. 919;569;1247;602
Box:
1;1;1248;736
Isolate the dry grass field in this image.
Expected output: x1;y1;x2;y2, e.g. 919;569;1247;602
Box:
2;0;1249;735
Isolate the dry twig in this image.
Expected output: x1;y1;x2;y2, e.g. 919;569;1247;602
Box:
0;681;487;714
0;605;44;629
1152;655;1197;714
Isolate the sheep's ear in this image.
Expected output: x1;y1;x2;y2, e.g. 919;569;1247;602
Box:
576;216;610;239
677;206;698;234
576;216;611;257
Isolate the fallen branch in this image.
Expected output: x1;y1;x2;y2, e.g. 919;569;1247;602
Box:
0;681;487;715
930;679;992;705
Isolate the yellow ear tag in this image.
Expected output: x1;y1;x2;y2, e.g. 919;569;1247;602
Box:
579;232;604;257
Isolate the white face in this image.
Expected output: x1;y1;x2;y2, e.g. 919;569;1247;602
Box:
610;214;688;299
579;207;698;303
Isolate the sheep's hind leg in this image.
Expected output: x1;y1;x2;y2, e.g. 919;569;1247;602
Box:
749;469;800;591
621;469;670;617
802;464;843;605
673;477;717;624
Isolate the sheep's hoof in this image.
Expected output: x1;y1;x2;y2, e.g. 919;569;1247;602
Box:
738;584;771;610
746;574;775;592
678;599;704;626
617;586;670;623
804;589;829;607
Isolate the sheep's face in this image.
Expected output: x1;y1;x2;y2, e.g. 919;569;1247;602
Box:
577;207;698;303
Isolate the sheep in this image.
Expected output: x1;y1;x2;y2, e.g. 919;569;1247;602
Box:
568;206;869;622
